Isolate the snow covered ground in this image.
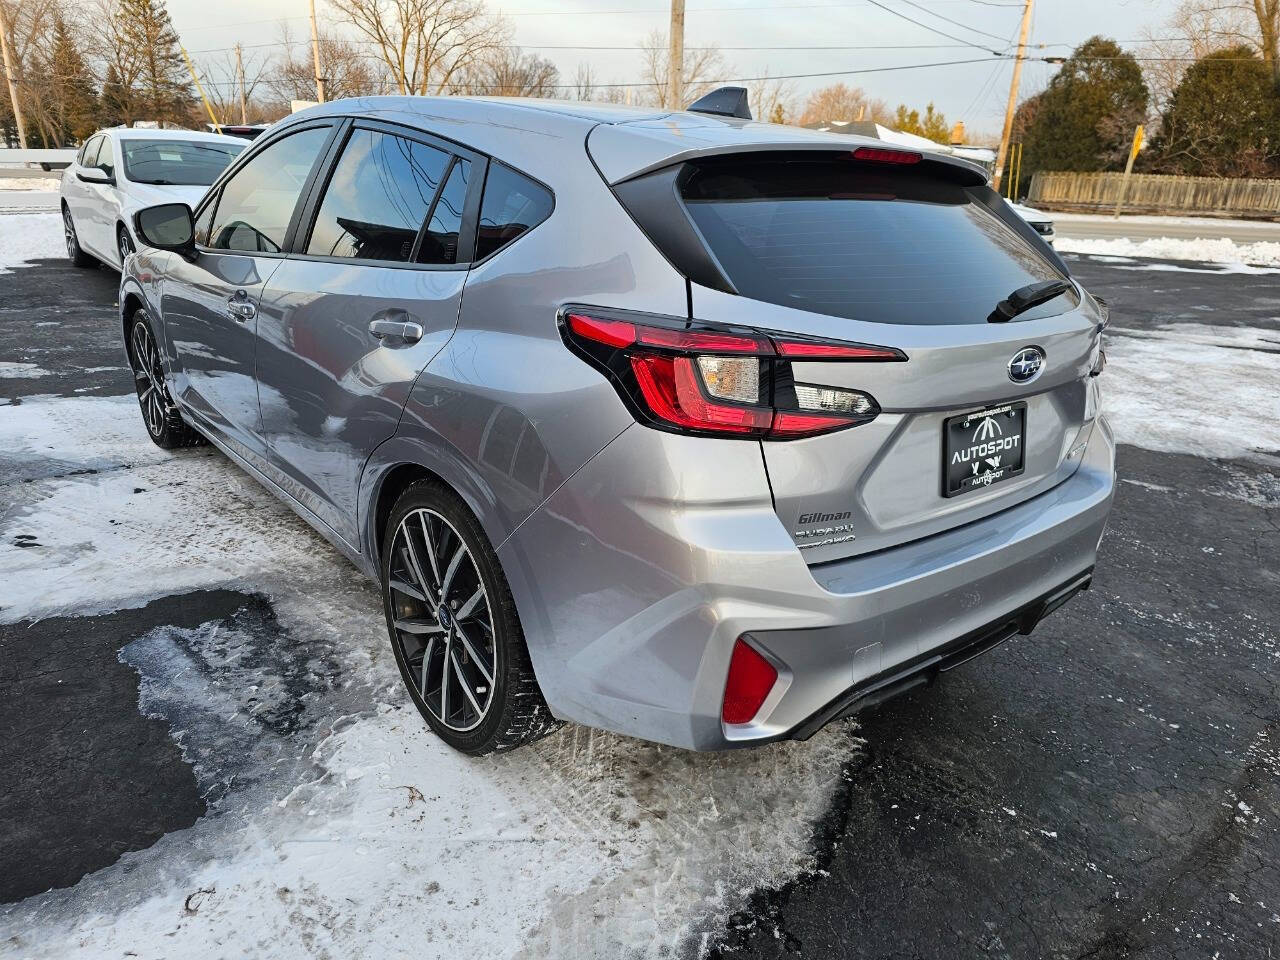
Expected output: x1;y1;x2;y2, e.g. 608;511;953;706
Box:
1057;236;1280;270
0;177;60;191
0;213;65;273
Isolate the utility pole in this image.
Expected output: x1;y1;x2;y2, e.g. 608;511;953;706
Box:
993;0;1033;193
0;2;27;150
667;0;685;110
308;0;326;103
180;45;222;135
235;44;247;125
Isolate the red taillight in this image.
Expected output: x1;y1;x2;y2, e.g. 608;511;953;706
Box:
722;638;778;725
561;308;903;441
851;146;922;165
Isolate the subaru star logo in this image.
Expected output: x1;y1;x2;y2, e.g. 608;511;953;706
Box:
1008;346;1045;384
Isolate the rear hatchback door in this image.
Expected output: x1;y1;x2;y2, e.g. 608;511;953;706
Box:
668;152;1103;563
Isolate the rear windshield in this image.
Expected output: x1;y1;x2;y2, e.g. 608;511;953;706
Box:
681;157;1072;326
121;139;244;186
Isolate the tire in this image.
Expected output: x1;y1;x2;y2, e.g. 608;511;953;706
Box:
63;205;95;268
117;224;135;266
381;480;560;755
127;308;207;449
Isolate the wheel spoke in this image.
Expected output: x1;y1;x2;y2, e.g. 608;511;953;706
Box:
452;648;484;717
441;544;465;600
418;513;443;587
388;577;427;602
455;586;485;621
453;622;493;686
440;629;453;721
417;636;436;698
394;617;444;635
400;533;436;606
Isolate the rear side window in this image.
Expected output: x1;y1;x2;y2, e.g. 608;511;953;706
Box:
475;163;553;260
208;126;330;254
681;157;1072;326
306;129;451;263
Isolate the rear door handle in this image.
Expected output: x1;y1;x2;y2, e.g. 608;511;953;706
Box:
369;319;424;344
227;294;256;322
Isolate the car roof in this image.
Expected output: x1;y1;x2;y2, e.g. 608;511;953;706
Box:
279;95;988;189
101;127;247;147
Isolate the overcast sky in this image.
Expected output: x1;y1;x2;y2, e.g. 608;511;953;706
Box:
167;0;1182;137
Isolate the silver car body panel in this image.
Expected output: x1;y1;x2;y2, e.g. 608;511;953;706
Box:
119;95;1115;750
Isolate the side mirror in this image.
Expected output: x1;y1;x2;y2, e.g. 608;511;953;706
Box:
134;203;195;256
77;166;114;185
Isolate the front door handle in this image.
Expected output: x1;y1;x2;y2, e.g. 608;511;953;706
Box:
227;292;256;322
369;318;424;344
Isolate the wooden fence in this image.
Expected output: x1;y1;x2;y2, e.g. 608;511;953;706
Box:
1027;171;1280;218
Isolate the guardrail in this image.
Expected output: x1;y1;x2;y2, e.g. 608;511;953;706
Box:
1027;170;1280;219
0;148;78;164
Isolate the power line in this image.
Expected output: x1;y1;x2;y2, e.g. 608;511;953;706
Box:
857;0;1008;54
892;0;1014;42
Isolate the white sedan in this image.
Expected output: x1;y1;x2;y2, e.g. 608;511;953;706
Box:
1010;202;1056;245
60;128;245;270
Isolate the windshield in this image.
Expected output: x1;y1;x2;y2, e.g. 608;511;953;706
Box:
681;156;1073;326
121;139;244;186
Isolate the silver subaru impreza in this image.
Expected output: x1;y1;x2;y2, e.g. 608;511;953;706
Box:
119;93;1113;755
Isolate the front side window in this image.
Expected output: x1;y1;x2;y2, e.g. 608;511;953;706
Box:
475;163;553;260
208;126;330;254
121;139;244;186
306;129;451;263
79;136;100;166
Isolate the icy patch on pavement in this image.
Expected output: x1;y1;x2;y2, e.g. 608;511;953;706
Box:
0;393;859;958
1057;235;1280;271
1103;325;1280;461
0;212;65;274
0;361;50;378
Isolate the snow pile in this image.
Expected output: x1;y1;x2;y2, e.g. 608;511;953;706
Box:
1102;324;1280;461
0;394;858;959
0;177;60;191
1057;234;1280;270
0;362;50;378
0;212;66;274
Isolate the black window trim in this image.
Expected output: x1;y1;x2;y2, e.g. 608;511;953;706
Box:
191;119;342;260
288;117;486;273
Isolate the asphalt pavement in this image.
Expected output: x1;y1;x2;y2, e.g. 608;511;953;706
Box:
1052;213;1280;244
1;240;1277;958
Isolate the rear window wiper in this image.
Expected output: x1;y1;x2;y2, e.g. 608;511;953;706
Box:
988;279;1072;323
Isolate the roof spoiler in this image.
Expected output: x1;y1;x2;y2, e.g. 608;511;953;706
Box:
686;86;752;121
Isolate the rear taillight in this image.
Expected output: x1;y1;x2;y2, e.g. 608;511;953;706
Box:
722;638;779;725
561;307;905;440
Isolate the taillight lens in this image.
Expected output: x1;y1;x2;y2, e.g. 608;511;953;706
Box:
561;307;905;440
722;638;779;725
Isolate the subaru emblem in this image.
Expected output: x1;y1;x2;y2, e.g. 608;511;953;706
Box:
1008;347;1045;384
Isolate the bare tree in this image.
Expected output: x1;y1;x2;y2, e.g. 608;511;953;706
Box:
569;61;595;101
271;23;385;103
452;45;557;97
796;82;892;126
0;0;59;143
638;29;727;108
197;46;277;125
325;0;507;96
747;70;795;124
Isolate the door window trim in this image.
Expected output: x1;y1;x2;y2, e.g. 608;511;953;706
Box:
287;117;487;273
190;120;341;260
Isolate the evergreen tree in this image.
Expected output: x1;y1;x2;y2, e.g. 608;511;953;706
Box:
116;0;193;127
894;102;951;143
1020;36;1148;178
99;64;131;128
1148;46;1280;177
45;17;99;144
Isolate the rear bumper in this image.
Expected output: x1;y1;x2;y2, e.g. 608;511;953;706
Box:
500;415;1114;750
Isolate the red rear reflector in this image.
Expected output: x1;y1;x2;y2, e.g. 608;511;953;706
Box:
851;146;921;165
774;339;904;360
722;639;779;725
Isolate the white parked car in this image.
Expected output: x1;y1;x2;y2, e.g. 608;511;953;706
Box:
60;128;245;270
1010;202;1055;245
